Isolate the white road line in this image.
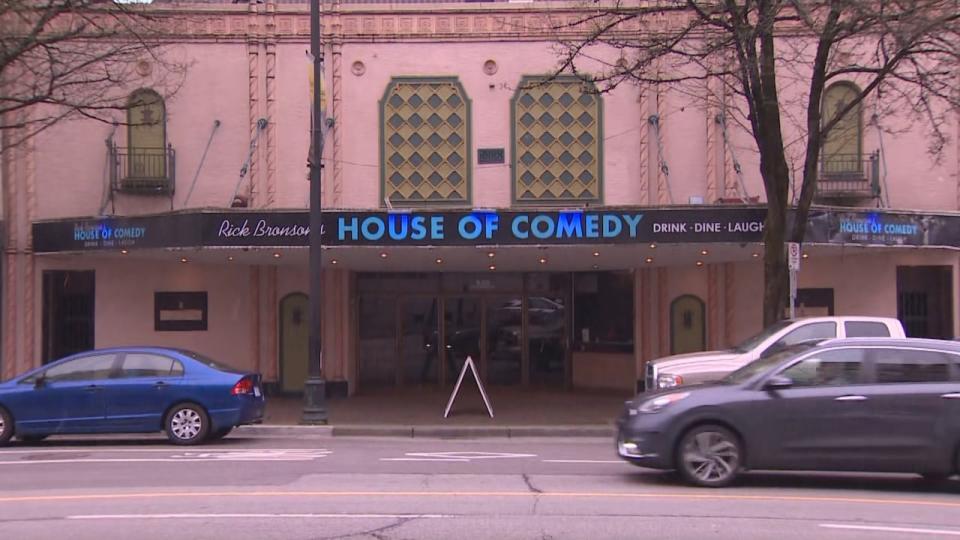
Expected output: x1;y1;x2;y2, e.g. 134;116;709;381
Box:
380;458;470;462
0;458;318;465
541;459;622;464
820;524;960;536
0;448;326;454
67;513;450;520
381;451;537;463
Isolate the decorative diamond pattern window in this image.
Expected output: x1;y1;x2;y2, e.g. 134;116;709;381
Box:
381;77;471;206
512;76;602;204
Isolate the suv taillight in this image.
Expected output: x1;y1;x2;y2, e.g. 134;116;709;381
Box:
232;377;254;395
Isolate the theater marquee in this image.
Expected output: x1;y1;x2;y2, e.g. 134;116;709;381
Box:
31;207;958;253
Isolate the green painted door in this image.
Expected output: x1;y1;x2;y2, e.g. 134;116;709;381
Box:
671;295;706;355
280;294;309;393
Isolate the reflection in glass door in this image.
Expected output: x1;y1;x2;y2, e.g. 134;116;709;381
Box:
400;296;439;385
528;274;569;387
486;295;522;385
444;297;482;383
358;295;397;388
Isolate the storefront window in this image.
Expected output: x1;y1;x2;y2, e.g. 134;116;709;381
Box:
574;272;633;353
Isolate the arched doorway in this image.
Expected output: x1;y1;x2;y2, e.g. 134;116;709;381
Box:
279;293;309;393
670;295;706;355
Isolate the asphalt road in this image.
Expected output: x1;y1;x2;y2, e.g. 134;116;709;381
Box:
1;430;959;540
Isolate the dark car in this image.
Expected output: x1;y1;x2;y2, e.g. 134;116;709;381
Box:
0;347;265;446
617;338;960;487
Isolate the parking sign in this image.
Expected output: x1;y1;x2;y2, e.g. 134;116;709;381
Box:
787;242;801;271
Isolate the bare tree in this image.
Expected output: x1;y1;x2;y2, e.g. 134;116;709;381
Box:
554;0;960;326
0;0;188;152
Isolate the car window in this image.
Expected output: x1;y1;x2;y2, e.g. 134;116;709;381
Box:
773;322;838;349
845;321;891;337
43;354;116;382
174;349;244;374
722;342;821;384
733;320;793;353
779;348;864;387
119;354;185;378
873;348;951;384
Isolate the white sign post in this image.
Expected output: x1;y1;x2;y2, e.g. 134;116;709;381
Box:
443;356;494;419
787;242;801;318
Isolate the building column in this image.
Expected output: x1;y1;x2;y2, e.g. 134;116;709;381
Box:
1;114;37;379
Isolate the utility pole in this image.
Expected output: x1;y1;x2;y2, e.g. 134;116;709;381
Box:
302;0;327;424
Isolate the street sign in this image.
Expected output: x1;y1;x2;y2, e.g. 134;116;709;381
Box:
787;242;801;271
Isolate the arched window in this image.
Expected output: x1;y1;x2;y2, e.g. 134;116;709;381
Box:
126;88;167;181
821;82;862;176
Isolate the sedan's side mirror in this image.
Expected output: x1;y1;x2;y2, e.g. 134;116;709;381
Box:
34;376;47;389
763;375;793;391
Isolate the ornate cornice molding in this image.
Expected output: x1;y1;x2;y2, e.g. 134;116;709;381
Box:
147;4;655;41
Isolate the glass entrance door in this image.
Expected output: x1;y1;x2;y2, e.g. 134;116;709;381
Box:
358;295;397;388
443;296;482;384
527;274;569;387
400;296;440;385
486;295;522;385
356;272;573;389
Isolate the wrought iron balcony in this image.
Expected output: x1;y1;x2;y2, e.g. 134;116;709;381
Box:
109;144;176;195
815;151;880;201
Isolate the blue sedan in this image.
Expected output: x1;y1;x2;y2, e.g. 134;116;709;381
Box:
0;347;265;445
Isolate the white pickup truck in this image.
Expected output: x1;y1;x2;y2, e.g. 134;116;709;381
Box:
644;316;907;391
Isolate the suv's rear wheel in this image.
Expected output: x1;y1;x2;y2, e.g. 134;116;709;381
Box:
677;425;742;487
0;407;13;446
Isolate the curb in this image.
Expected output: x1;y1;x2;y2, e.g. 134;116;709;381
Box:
238;424;615;439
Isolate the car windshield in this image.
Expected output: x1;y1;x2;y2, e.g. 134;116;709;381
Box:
722;341;821;384
732;320;794;353
175;349;245;374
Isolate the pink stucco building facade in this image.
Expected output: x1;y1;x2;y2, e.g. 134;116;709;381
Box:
2;0;958;397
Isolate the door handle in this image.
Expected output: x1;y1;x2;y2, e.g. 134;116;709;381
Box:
941;393;960;400
154;381;168;389
834;395;867;402
84;385;101;392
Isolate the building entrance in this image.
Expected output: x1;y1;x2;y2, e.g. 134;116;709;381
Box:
42;270;95;363
356;273;569;391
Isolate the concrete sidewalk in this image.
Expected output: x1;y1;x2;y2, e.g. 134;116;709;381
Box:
245;386;631;439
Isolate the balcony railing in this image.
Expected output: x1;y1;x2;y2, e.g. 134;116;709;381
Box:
815;151;880;200
109;144;176;195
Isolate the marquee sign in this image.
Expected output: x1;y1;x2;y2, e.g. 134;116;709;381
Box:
31;207;959;253
325;208;766;246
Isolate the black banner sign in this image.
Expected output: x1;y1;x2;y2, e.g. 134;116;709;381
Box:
803;210;960;247
32;214;203;252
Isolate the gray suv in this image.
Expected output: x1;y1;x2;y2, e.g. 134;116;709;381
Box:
617;338;960;487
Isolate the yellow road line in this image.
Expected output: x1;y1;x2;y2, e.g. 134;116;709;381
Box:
1;490;959;509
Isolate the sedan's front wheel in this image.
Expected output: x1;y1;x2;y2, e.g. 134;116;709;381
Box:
165;403;210;445
677;425;742;487
0;407;13;446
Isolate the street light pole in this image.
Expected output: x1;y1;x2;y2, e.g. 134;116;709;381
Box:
302;0;327;424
